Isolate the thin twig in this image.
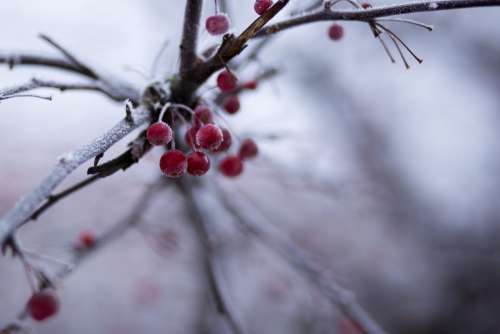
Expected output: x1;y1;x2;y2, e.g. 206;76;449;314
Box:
179;0;204;75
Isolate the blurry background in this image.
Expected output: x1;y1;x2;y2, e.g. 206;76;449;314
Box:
1;1;500;333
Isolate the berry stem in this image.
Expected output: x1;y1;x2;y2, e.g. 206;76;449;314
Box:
158;102;172;122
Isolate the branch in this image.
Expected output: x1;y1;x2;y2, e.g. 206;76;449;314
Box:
255;0;500;37
210;181;388;334
178;179;245;334
0;106;151;245
179;0;204;75
0;81;52;101
0;51;91;76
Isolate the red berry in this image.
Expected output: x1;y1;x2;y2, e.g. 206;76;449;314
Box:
27;291;59;322
79;230;96;248
185;127;200;149
217;70;237;92
196;124;223;150
219;155;244;177
254;0;273;15
361;2;372;9
328;24;344;41
187;151;211;176
239;138;259;160
147;122;173;146
243;80;258;90
214;128;232;152
160;150;187;178
206;14;230;35
223;95;240;114
193;105;213;126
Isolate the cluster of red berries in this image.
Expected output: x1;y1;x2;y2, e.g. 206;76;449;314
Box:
27;290;59;321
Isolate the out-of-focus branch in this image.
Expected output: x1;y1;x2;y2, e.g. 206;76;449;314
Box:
0;106;151;245
255;0;500;37
0;81;52;101
0;51;90;76
178;178;245;334
211;181;388;334
180;0;204;75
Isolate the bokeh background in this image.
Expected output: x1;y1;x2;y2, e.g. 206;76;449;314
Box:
1;1;500;333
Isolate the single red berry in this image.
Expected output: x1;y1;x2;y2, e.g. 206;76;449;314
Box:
147;122;173;146
254;0;273;15
193;105;214;126
328;23;344;41
79;230;96;248
217;70;237;92
361;2;372;9
196;124;223;150
160;150;187;178
185;127;201;149
239;138;259;160
187;151;211;176
27;291;59;322
243;80;258;90
214;128;232;152
223;95;240;114
206;14;230;35
219;155;244;177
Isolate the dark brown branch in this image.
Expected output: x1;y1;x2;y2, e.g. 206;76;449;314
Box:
179;0;204;75
0;52;92;77
255;0;500;37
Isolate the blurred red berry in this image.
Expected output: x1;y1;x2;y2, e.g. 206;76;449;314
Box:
217;70;237;92
205;14;230;35
361;2;372;9
160;150;187;178
328;23;344;41
193;105;213;126
223;95;240;114
239;138;259;160
79;230;96;248
254;0;273;15
243;80;258;90
27;291;59;322
187;151;211;176
185;127;200;149
146;122;173;146
214;128;232;152
196;124;223;150
219;155;244;177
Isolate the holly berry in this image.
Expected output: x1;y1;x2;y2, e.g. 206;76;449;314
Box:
196;124;223;150
147;122;173;146
206;14;230;35
193;105;214;126
27;291;59;322
219;155;244;177
243;80;258;90
217;70;237;92
78;230;96;248
223;95;240;114
239;138;259;160
160;150;187;178
361;2;372;9
185;127;201;149
254;0;273;15
328;23;344;41
187;151;211;176
214;128;232;152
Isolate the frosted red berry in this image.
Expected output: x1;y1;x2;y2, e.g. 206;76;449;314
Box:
328;24;344;41
147;122;173;146
196;124;223;150
239;138;259;160
217;70;237;92
243;80;258;90
361;2;372;9
193;105;214;126
214;128;232;152
160;150;187;178
187;151;211;176
223;95;240;114
185;127;200;149
27;291;59;322
206;14;230;35
219;155;244;177
79;230;96;248
254;0;273;15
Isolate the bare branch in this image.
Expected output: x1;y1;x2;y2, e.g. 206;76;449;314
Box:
255;0;500;37
0;106;151;245
0;51;91;76
180;0;204;75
